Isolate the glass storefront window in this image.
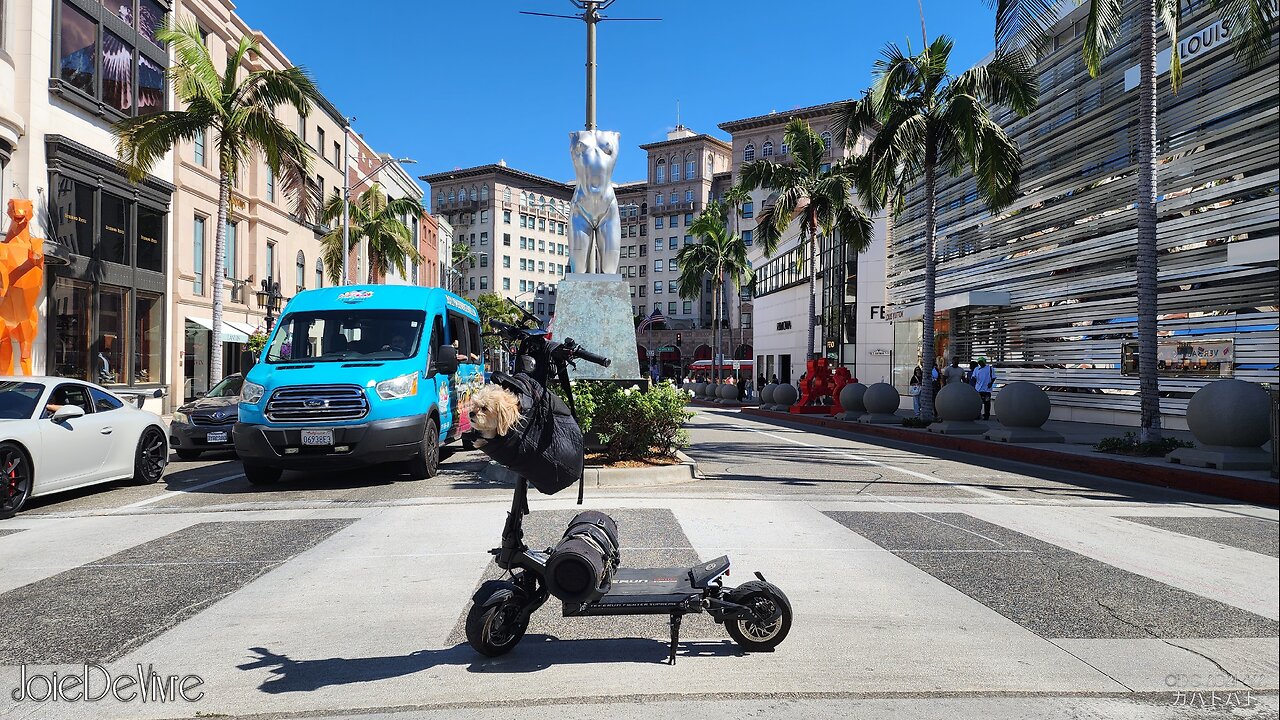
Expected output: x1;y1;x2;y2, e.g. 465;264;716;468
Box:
59;1;96;96
99;192;129;265
135;292;163;384
138;54;164;116
137;207;163;272
891;320;923;395
102;30;132;114
51;278;93;380
98;287;127;386
54;179;94;256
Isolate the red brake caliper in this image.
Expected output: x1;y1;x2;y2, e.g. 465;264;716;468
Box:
4;458;18;498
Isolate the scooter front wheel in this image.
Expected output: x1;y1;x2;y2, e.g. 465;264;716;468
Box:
725;581;792;651
466;581;528;657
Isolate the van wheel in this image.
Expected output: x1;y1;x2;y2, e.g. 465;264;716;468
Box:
244;463;282;485
407;418;440;479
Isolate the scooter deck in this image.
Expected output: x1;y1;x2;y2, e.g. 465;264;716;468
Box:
561;556;730;617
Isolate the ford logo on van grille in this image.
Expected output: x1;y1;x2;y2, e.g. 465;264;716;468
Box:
304;398;327;408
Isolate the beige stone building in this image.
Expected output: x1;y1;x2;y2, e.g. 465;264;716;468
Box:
420;164;574;325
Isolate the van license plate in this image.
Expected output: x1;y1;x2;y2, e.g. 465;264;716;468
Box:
301;430;333;446
205;431;228;443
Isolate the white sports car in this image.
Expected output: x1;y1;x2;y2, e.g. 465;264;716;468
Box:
1;377;169;519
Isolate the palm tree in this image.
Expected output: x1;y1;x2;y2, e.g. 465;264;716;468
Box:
738;117;873;371
677;201;753;384
840;38;1036;421
719;184;753;361
987;1;1275;441
320;184;424;284
114;17;320;384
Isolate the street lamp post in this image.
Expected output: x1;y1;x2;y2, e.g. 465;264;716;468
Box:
255;278;285;330
448;251;486;294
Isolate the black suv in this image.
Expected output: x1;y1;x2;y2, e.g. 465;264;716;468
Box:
169;374;242;460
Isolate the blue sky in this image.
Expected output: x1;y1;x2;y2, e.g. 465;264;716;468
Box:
236;1;997;192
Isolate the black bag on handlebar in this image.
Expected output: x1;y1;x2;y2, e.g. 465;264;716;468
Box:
470;371;583;495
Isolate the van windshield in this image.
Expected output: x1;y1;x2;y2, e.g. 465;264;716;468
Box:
265;310;426;363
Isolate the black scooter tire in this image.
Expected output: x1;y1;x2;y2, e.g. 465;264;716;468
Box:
465;581;528;657
724;581;792;651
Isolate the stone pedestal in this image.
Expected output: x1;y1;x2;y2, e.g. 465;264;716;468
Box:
928;382;985;435
1168;378;1271;470
984;381;1063;443
553;273;642;381
1167;446;1272;471
838;382;867;421
858;382;901;424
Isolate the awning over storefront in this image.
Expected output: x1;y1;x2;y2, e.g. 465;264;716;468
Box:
887;291;1011;321
226;320;260;338
185;316;249;344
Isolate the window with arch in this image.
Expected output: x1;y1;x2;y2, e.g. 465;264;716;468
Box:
315;258;324;288
448;190;456;203
295;250;306;292
470;187;478;201
670;158;681;182
743;143;755;162
706;155;714;173
480;186;489;201
655;158;666;184
520;191;528;206
503;187;511;203
780;141;789;155
762;141;774;157
821;131;832;150
669;192;678;204
685;156;695;179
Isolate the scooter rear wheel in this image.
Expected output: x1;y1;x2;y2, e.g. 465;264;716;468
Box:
466;581;528;657
725;581;792;651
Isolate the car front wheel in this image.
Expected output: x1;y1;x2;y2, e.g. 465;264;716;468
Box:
0;442;32;520
131;427;168;485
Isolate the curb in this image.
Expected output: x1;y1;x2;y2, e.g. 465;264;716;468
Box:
736;408;1279;507
480;451;698;489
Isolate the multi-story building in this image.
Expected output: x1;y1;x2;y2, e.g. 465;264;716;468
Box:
372;153;424;286
719;102;892;385
416;212;441;288
886;3;1279;428
420;163;574;325
615;180;649;315
4;0;177;411
433;212;454;289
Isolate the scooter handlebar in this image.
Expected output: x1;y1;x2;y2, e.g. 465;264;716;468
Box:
564;339;610;368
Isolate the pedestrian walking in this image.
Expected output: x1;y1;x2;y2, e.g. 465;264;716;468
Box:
770;373;779;385
758;373;767;391
972;357;997;420
910;365;924;417
967;360;979;386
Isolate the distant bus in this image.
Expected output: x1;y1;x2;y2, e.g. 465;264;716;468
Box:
234;285;484;485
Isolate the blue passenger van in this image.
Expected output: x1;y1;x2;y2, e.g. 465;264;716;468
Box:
233;285;485;485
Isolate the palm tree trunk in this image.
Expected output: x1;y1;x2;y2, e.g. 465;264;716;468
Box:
1135;0;1163;442
920;137;939;421
210;166;231;385
712;273;721;385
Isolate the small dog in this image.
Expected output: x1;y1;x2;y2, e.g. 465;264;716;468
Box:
468;384;522;439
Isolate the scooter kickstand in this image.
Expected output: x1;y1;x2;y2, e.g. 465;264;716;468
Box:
668;613;682;665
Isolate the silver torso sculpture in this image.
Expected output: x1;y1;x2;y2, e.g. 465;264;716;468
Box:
568;129;621;274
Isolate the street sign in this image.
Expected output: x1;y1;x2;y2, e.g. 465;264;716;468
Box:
732;360;741;371
656;345;677;353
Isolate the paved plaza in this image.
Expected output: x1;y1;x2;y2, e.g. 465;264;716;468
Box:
1;407;1276;719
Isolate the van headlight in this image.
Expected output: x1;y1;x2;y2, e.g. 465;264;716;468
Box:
376;372;419;400
240;381;266;404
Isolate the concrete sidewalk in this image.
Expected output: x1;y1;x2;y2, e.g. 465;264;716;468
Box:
733;407;1278;506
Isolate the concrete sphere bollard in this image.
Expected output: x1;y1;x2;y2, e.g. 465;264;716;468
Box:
693;382;706;397
1186;379;1271;447
704;383;719;399
994;381;1052;428
839;382;868;413
863;383;899;415
761;384;777;405
774;383;799;408
935;382;982;421
717;384;734;400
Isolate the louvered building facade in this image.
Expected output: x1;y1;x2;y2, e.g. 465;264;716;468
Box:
886;3;1279;428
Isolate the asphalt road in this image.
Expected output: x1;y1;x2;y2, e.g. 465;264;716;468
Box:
0;407;1276;720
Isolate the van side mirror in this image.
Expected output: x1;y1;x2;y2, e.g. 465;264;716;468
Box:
433;345;460;376
52;405;86;422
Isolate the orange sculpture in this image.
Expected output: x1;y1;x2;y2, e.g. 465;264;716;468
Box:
0;199;45;376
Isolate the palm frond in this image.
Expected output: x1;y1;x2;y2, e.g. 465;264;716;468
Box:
159;16;222;109
236;106;317;220
236;66;321;119
1160;0;1183;91
223;34;259;103
987;0;1064;55
948;50;1039;115
114;110;211;182
830;94;878;152
1210;0;1277;68
1082;0;1124;78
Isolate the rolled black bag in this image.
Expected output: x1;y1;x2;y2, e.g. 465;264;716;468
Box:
545;511;621;604
466;371;583;495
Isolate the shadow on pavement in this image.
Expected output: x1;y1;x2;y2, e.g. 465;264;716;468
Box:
239;637;745;692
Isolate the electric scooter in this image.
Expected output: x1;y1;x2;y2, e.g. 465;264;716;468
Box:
463;306;793;664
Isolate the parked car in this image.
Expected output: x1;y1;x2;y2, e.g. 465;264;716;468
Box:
169;374;242;460
0;377;168;519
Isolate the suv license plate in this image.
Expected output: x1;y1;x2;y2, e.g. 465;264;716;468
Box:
205;431;228;443
300;429;334;446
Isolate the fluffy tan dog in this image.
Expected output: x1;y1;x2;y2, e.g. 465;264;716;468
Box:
469;384;522;439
